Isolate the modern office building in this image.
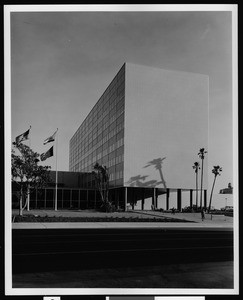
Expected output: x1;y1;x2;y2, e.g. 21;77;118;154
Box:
12;171;100;210
69;63;126;187
69;63;209;210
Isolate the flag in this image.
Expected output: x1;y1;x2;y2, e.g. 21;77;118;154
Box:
43;129;58;145
40;146;53;161
15;128;30;144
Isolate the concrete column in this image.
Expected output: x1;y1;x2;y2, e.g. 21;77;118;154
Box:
156;188;158;209
124;187;127;211
177;189;182;211
204;189;207;209
116;189;120;210
130;188;134;210
151;189;156;210
70;189;72;208
166;188;170;210
87;190;89;209
154;188;157;209
190;189;193;208
141;188;145;210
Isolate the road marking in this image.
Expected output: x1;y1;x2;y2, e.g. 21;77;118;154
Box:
14;245;233;256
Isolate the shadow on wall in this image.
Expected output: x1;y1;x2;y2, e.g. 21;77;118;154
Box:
144;157;167;189
126;174;162;187
126;157;167;188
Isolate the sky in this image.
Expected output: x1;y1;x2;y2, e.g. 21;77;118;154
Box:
8;5;237;196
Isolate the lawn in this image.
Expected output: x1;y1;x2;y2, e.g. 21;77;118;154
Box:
12;213;193;223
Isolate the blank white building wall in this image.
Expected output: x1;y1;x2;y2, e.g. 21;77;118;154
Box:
124;63;208;190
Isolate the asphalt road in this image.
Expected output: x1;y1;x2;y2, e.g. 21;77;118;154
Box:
12;227;233;274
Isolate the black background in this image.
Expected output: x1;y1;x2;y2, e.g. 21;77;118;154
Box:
1;1;240;300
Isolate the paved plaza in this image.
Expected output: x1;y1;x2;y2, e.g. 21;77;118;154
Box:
12;209;234;229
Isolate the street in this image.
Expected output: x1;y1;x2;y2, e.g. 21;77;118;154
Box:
12;227;233;274
12;260;233;288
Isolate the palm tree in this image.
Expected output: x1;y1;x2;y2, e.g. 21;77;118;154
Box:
92;162;112;212
192;162;200;209
208;165;222;212
198;148;207;209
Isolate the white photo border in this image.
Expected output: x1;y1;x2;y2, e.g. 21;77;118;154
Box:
4;3;239;296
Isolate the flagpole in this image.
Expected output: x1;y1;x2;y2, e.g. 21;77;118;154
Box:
55;128;58;211
27;125;31;211
29;125;31;148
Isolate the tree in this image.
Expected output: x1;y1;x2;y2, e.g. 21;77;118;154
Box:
92;162;112;212
192;162;200;209
208;165;222;212
198;148;207;209
11;142;51;216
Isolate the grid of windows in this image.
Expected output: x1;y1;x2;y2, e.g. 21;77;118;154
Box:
69;64;125;186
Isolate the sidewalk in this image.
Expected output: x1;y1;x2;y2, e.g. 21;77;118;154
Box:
12;209;234;229
136;210;234;225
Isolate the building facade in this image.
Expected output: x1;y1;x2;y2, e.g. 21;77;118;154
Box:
69;63;209;210
69;64;125;187
12;63;209;212
12;171;100;210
